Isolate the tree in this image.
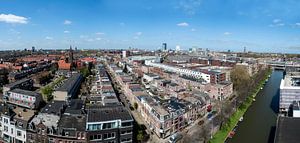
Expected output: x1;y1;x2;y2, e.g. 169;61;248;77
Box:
41;86;53;102
136;130;144;142
80;67;91;78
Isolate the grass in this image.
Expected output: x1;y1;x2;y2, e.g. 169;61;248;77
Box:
209;69;272;143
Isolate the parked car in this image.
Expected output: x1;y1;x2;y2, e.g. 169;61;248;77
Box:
168;133;183;143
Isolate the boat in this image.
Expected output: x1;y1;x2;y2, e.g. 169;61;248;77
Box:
239;116;244;122
228;131;235;138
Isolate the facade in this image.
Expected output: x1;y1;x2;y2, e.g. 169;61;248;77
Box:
279;72;300;113
145;61;211;83
86;105;134;143
4;89;43;109
53;73;83;101
0;105;35;143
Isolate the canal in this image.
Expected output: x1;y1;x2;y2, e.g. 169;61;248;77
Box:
227;70;283;143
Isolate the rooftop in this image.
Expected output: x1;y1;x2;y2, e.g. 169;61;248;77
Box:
10;88;41;97
87;105;133;122
13;107;35;121
58;115;86;131
64;99;85;115
275;116;300;143
41;100;65;115
56;73;82;92
5;78;32;88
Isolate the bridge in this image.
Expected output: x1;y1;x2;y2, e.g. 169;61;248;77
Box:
265;61;300;70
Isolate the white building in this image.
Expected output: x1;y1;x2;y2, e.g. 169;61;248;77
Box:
0;106;35;143
280;72;300;113
145;61;210;83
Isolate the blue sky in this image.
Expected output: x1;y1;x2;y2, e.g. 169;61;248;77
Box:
1;0;300;53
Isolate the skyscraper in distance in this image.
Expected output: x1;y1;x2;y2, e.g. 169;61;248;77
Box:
162;43;167;51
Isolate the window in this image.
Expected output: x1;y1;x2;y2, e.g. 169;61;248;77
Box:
89;134;102;141
11;128;13;134
121;130;132;135
107;141;115;143
17;130;22;136
4;118;8;124
121;122;132;127
4;126;8;132
103;132;115;140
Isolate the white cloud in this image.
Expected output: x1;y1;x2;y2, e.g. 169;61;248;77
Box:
273;19;281;23
136;32;142;36
95;32;105;35
177;22;189;27
95;37;102;41
295;23;300;26
64;30;70;33
191;28;196;31
224;32;232;35
176;0;202;15
269;19;285;27
133;36;139;39
45;36;53;40
0;14;28;24
63;20;72;25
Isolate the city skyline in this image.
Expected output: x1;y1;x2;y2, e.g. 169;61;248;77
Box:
1;0;300;53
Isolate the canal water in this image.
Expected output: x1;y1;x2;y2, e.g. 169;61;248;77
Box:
227;70;283;143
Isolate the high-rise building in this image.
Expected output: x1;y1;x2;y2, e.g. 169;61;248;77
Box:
32;46;35;52
175;45;181;52
162;43;167;51
122;50;127;58
244;46;246;53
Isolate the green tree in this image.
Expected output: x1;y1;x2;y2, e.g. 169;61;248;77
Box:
80;67;91;78
41;86;53;101
137;130;144;142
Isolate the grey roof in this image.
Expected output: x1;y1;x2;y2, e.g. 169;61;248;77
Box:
5;78;32;88
64;99;85;115
274;116;300;143
58;115;86;132
41;100;65;115
10;88;41;97
87;105;133;122
56;73;82;92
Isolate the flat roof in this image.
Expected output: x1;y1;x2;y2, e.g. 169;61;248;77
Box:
275;116;300;143
13;107;35;121
87;105;133;122
10;88;41;97
56;73;82;92
41;100;65;114
58;115;86;131
5;78;32;88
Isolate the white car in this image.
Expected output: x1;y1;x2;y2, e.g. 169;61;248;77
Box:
168;133;183;143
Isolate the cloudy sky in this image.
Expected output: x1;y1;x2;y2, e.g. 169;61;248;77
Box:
1;0;300;53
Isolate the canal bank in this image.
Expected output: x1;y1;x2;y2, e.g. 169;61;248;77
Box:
227;70;282;143
210;69;273;143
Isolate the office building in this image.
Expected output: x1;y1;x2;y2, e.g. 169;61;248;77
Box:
279;72;300;113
